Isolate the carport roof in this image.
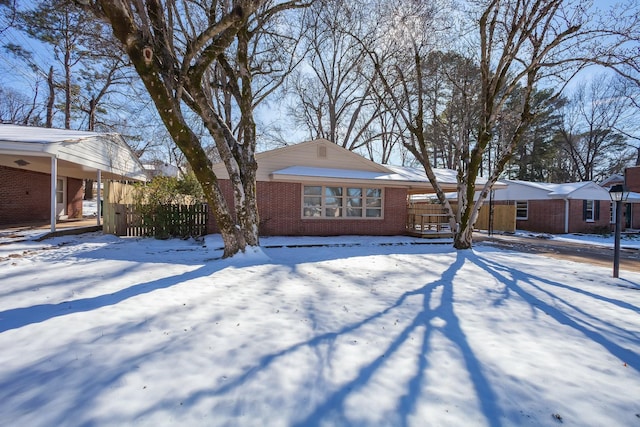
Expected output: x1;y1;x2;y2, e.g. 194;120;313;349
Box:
0;124;147;181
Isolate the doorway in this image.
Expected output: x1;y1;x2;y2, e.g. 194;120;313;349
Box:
56;177;67;219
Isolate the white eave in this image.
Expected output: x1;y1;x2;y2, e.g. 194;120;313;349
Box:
0;124;147;181
270;164;503;192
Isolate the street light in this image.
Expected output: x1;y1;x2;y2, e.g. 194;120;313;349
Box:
609;184;630;278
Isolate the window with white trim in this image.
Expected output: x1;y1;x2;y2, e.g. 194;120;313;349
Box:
515;200;528;220
584;200;594;221
610;202;615;224
303;185;383;218
583;199;599;222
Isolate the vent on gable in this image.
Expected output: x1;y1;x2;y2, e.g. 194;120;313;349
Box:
317;144;327;158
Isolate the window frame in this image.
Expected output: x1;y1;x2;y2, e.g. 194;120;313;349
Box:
302;184;384;219
515;200;528;220
583;199;599;222
610;202;615;224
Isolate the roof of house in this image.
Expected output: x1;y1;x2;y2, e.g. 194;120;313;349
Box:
627;192;640;203
214;139;496;192
0;124;147;181
270;164;465;191
599;174;624;188
493;179;612;201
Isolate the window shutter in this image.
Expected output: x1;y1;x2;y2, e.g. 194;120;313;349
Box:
582;200;587;221
594;201;600;221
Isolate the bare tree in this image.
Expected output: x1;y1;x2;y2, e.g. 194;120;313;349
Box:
421;50;482;170
365;0;640;249
0;86;42;125
0;0;16;34
16;0;97;129
451;0;640;248
557;75;636;181
289;0;384;157
84;0;311;258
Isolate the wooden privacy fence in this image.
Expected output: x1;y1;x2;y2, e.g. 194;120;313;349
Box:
474;203;516;233
104;203;208;238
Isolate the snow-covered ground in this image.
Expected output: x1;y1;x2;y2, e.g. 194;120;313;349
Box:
514;230;640;250
83;199;98;217
0;232;638;426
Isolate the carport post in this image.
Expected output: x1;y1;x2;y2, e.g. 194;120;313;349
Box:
96;169;102;226
50;155;57;232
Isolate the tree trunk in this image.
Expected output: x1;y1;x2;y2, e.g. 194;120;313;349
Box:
46;66;54;128
88;97;96;131
454;223;474;249
64;47;71;129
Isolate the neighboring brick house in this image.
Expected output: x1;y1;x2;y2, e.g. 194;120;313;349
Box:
623;166;640;229
0;124;147;230
208;139;470;237
492;180;613;234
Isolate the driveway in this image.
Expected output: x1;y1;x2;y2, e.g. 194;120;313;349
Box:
476;233;640;273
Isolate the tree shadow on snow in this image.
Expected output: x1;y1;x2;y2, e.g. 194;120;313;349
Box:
5;241;636;425
131;250;505;426
472;254;640;374
0;263;219;333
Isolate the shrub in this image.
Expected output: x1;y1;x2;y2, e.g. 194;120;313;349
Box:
133;173;206;239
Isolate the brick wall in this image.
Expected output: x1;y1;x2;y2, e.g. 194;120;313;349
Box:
207;180;408;236
516;199;612;234
0;166;51;224
67;177;83;219
626;167;639;229
0;166;84;225
516;199;565;233
625;166;640;192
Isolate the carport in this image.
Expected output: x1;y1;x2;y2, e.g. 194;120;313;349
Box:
0;124;147;232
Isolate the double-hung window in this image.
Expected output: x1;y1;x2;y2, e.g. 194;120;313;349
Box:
583;200;599;222
515;201;528;220
303;185;383;218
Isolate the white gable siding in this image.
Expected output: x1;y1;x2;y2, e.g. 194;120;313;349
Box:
212;139;389;181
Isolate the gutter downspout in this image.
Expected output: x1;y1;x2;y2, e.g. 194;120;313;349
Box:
564;198;569;234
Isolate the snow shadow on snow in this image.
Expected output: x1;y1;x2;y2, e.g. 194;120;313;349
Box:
0;263;219;334
0;239;448;334
3;239;637;425
473;254;640;374
124;250;506;426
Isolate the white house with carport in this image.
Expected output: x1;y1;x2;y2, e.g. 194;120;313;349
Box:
491;179;613;234
0;124;147;232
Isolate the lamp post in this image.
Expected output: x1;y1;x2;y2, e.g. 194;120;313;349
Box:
609;184;629;278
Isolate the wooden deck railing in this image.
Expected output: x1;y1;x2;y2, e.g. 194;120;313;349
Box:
406;206;453;237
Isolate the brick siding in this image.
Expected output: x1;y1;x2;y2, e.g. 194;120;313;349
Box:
0;166;83;225
625;166;640;229
515;199;612;234
207;180;407;236
67;177;84;219
626;166;640;192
